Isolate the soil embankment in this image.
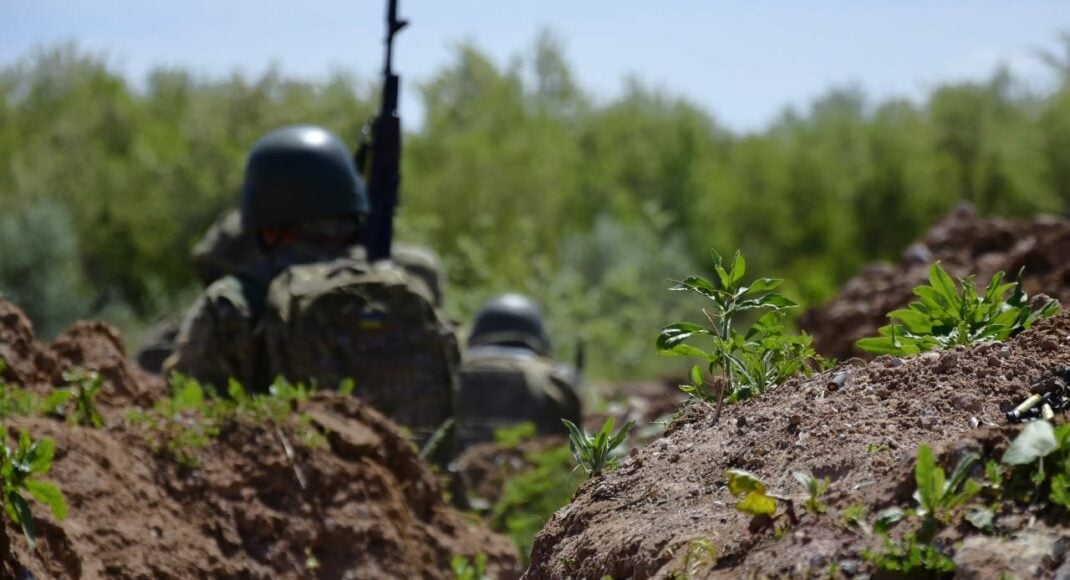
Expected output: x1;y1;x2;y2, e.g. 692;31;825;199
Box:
0;298;520;579
526;311;1070;578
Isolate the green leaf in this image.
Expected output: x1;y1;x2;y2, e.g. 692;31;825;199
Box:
10;491;37;550
1002;420;1058;465
913;445;944;516
689;365;704;386
26;437;55;474
737;491;777;516
1050;474;1070;509
24;480;67;521
928;263;961;308
656;323;711;355
728;251;746;285
726;469;765;496
873;507;905;535
743;277;782;295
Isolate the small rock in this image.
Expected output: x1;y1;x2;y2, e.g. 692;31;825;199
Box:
1039;337;1059;352
917;416;937;430
838;559;861;577
936;352;958;373
951;393;983;412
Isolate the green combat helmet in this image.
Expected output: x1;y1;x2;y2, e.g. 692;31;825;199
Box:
241;125;369;231
467;293;552;356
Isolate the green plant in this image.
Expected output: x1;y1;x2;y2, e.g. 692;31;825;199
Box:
1;430;68;550
857;263;1059;356
913;445;981;526
58;369;105;427
450;553;488;580
839;504;870;535
562;417;633;477
657;251;826;417
999;419;1070;510
862;532;955;577
725;469;777;516
793;471;831;514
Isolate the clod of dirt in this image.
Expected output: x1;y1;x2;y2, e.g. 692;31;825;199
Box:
524;311;1070;579
801;203;1070;360
0;298;57;386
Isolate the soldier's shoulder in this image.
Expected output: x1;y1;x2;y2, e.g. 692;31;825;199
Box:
267;255;436;307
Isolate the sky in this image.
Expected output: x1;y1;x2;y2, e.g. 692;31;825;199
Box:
2;0;1068;132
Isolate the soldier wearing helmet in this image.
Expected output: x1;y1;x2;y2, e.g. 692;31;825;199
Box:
165;126;458;446
454;293;582;453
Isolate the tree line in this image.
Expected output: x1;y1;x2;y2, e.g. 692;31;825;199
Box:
2;35;1069;378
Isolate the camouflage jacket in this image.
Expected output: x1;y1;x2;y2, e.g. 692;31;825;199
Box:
164;250;458;443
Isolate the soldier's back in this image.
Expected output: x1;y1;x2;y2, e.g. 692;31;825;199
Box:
455;344;580;452
262;256;459;442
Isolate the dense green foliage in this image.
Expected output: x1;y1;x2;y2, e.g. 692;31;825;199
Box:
857;263;1060;355
3;37;1070;377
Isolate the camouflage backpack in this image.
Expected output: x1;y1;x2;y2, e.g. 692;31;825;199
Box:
261;258;459;444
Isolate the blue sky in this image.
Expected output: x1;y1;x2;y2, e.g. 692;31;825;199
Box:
2;1;1067;131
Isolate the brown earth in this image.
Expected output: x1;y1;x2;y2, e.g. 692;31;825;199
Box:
0;298;521;579
800;203;1070;361
524;309;1070;579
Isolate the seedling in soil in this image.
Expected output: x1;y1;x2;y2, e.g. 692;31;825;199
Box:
724;468;801;524
857;263;1059;356
838;504;870;535
999;419;1070;510
658;251;825;421
793;470;831;514
913;445;981;527
1;430;68;550
58;369;105;427
562;417;633;477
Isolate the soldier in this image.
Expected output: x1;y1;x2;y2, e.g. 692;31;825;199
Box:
137;205;448;374
164;124;457;445
454;293;582;453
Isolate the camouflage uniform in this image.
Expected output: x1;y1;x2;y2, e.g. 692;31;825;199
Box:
165;124;456;449
454;294;582;452
140;206;447;373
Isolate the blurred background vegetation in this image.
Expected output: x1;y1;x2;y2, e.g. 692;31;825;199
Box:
2;35;1070;379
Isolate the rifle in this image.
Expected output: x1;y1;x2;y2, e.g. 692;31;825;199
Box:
358;0;408;262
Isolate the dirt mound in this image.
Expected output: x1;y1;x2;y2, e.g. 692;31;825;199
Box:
800;204;1070;360
0;299;57;386
0;298;521;578
524;311;1070;578
49;321;168;409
